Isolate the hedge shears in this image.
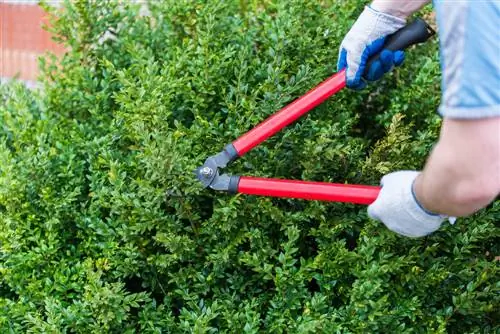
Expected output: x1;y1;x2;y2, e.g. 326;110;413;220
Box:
195;18;435;205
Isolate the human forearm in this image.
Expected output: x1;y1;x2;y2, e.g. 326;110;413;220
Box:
371;0;431;19
368;117;499;238
414;118;500;217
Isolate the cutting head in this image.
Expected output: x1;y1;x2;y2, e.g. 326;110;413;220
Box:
194;144;239;191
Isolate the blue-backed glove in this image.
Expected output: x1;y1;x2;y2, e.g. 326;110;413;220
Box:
368;171;456;238
337;6;407;89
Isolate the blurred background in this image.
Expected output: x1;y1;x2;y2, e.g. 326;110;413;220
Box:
1;0;65;88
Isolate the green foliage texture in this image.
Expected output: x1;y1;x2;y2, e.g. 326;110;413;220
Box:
0;0;498;332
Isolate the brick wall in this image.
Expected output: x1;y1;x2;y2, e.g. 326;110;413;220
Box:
0;2;65;85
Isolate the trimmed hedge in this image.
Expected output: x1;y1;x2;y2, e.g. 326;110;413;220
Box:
0;0;498;332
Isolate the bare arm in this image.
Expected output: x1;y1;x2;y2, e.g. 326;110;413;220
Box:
414;117;500;217
371;0;431;19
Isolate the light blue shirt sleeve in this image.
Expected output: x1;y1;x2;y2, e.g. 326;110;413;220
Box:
433;0;500;118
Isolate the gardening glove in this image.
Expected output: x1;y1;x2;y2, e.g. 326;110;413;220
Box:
337;5;406;89
368;171;457;238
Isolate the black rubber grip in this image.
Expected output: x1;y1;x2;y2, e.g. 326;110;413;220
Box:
224;143;239;164
228;176;240;194
364;18;435;76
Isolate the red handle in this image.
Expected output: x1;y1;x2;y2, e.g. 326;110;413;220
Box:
232;70;346;156
237;176;380;205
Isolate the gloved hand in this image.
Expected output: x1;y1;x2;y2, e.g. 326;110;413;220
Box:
337;5;407;89
368;171;457;238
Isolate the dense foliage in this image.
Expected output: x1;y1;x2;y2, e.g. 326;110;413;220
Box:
0;0;498;332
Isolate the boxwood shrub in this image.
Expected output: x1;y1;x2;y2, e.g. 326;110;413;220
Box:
0;0;498;332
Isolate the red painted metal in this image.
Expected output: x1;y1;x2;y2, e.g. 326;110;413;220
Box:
237;176;380;205
232;70;346;156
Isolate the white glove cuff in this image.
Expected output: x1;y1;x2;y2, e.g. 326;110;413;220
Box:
410;179;457;225
366;5;407;27
406;179;447;224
